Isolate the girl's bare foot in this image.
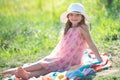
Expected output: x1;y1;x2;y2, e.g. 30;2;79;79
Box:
15;67;30;80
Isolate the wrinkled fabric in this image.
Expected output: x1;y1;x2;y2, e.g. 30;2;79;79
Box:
40;27;87;72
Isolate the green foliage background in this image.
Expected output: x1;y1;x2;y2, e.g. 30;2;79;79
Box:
0;0;120;79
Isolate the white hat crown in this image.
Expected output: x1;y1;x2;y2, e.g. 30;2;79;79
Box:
67;3;85;14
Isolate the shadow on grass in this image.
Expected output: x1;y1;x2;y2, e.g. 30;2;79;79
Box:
83;74;96;80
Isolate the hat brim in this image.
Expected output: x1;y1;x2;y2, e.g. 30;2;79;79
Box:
60;11;89;23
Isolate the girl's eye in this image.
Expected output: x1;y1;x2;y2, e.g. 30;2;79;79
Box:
69;13;73;16
76;14;80;16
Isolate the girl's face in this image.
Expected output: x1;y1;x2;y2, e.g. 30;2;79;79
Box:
68;13;83;26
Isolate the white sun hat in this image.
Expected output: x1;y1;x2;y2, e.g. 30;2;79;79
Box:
60;3;88;23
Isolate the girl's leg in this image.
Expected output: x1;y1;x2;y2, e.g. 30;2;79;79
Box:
15;67;50;80
22;61;44;72
1;68;18;75
1;61;44;75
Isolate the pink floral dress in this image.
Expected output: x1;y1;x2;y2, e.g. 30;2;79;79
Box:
39;27;87;72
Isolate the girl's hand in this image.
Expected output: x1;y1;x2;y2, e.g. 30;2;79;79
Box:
96;56;103;63
99;56;108;65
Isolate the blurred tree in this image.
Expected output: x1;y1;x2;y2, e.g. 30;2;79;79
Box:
107;0;113;7
37;0;42;11
51;0;56;21
99;0;120;17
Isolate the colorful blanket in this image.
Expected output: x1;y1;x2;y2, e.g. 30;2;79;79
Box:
39;50;112;80
4;50;112;80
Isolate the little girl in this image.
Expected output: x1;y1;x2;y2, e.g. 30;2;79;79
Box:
1;3;103;80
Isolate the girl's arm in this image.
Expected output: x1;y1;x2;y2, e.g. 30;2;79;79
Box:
80;25;103;62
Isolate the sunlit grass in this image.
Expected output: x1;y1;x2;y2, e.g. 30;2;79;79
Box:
0;0;120;79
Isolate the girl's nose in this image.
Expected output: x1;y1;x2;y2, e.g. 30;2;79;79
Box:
72;15;77;19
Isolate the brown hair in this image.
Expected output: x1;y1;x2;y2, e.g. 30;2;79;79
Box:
63;15;86;36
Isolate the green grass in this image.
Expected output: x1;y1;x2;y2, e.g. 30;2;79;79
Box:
0;0;120;79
